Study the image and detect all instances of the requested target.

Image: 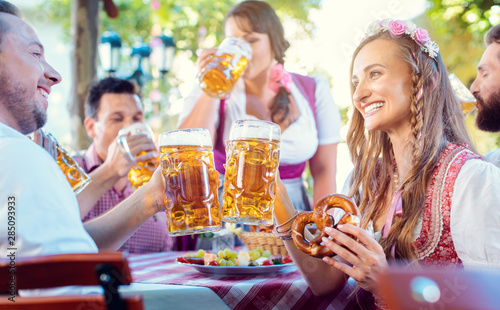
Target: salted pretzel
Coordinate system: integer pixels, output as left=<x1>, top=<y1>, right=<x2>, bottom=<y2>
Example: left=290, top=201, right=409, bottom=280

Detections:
left=292, top=194, right=360, bottom=258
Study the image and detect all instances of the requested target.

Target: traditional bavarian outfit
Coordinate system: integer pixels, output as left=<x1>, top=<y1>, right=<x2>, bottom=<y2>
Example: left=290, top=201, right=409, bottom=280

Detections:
left=372, top=144, right=500, bottom=309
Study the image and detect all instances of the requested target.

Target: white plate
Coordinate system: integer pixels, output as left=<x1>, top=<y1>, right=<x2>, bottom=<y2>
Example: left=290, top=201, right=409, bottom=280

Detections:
left=176, top=261, right=296, bottom=276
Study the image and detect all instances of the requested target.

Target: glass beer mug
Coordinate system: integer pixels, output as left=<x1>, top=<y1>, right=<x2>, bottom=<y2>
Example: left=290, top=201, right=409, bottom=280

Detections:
left=222, top=120, right=281, bottom=226
left=198, top=37, right=252, bottom=99
left=45, top=132, right=91, bottom=195
left=449, top=73, right=477, bottom=116
left=117, top=123, right=159, bottom=190
left=159, top=128, right=222, bottom=236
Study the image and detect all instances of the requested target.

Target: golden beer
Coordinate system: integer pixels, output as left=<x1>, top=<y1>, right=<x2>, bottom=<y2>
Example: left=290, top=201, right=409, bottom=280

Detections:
left=198, top=37, right=252, bottom=99
left=42, top=131, right=90, bottom=195
left=128, top=154, right=159, bottom=190
left=449, top=73, right=477, bottom=116
left=461, top=101, right=477, bottom=115
left=159, top=129, right=222, bottom=236
left=118, top=123, right=159, bottom=190
left=222, top=120, right=281, bottom=226
left=56, top=144, right=91, bottom=195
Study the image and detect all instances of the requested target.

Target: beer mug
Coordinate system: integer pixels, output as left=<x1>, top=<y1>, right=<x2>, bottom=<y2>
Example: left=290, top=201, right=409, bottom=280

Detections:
left=222, top=120, right=281, bottom=226
left=117, top=123, right=159, bottom=190
left=449, top=73, right=477, bottom=116
left=159, top=128, right=222, bottom=236
left=45, top=132, right=91, bottom=195
left=198, top=37, right=252, bottom=99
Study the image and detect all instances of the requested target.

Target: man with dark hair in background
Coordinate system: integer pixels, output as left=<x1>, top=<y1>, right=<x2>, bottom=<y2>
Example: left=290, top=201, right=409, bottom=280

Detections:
left=74, top=77, right=173, bottom=253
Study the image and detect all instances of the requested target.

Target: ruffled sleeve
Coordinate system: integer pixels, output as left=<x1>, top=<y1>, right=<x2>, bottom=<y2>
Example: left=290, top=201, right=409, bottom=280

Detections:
left=450, top=159, right=500, bottom=268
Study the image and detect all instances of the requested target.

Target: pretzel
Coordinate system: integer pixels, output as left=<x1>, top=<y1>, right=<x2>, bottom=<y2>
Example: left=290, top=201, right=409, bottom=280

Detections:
left=292, top=194, right=360, bottom=258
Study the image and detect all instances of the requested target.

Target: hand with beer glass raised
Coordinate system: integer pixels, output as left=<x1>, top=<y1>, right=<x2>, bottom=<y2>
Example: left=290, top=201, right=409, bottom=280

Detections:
left=117, top=123, right=159, bottom=190
left=197, top=37, right=252, bottom=99
left=222, top=120, right=281, bottom=226
left=178, top=1, right=342, bottom=214
left=159, top=128, right=222, bottom=236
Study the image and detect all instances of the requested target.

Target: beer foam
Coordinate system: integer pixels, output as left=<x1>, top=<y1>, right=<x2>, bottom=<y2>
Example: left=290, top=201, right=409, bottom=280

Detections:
left=118, top=123, right=153, bottom=139
left=229, top=120, right=281, bottom=141
left=216, top=37, right=252, bottom=59
left=159, top=128, right=213, bottom=147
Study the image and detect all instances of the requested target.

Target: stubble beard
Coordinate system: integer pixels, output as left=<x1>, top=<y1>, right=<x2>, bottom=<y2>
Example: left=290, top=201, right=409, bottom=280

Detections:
left=475, top=89, right=500, bottom=133
left=0, top=71, right=47, bottom=135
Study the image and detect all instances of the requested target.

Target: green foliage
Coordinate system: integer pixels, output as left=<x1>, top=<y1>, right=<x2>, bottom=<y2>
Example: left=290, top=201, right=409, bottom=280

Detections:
left=427, top=0, right=500, bottom=41
left=425, top=0, right=500, bottom=74
left=426, top=0, right=500, bottom=153
left=40, top=0, right=320, bottom=61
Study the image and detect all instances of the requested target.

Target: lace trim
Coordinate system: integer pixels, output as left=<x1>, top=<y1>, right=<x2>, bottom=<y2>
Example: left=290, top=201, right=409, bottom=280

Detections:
left=416, top=146, right=462, bottom=259
left=415, top=145, right=481, bottom=261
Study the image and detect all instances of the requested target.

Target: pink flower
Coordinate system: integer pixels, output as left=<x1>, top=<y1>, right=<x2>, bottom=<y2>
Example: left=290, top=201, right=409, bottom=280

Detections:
left=388, top=20, right=406, bottom=36
left=414, top=28, right=430, bottom=45
left=268, top=64, right=292, bottom=93
left=149, top=89, right=162, bottom=102
left=151, top=1, right=160, bottom=10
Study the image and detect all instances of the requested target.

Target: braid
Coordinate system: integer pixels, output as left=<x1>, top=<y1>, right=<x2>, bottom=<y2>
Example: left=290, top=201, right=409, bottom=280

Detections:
left=409, top=56, right=424, bottom=163
left=269, top=61, right=292, bottom=124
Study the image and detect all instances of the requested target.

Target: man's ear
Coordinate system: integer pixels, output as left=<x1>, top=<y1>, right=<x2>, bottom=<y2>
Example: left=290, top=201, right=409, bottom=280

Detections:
left=84, top=117, right=96, bottom=139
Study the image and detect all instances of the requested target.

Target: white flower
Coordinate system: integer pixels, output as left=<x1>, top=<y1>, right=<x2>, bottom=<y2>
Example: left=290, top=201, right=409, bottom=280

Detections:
left=224, top=222, right=242, bottom=237
left=366, top=20, right=383, bottom=36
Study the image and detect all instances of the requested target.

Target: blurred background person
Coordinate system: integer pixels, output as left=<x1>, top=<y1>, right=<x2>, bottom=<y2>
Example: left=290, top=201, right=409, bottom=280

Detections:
left=74, top=77, right=173, bottom=253
left=177, top=0, right=342, bottom=212
left=471, top=24, right=500, bottom=167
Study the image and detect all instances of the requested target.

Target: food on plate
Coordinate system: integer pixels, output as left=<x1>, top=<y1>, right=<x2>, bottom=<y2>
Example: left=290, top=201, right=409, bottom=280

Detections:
left=176, top=256, right=204, bottom=265
left=177, top=247, right=293, bottom=267
left=203, top=252, right=217, bottom=265
left=292, top=194, right=360, bottom=258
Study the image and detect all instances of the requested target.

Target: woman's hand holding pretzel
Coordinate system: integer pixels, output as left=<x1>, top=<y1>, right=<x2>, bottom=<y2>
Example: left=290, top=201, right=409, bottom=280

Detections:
left=320, top=224, right=388, bottom=294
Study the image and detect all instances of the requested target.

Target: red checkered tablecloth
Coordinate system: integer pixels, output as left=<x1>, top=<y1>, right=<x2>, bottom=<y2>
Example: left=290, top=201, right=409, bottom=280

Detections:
left=127, top=252, right=374, bottom=310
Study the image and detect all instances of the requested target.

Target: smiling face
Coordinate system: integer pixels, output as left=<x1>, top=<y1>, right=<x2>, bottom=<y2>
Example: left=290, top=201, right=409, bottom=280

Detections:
left=224, top=17, right=274, bottom=81
left=86, top=93, right=144, bottom=161
left=0, top=14, right=61, bottom=134
left=470, top=42, right=500, bottom=132
left=351, top=39, right=413, bottom=135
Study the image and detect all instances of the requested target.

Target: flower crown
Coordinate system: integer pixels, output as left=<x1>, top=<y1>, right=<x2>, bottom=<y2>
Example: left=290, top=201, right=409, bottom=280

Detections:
left=364, top=19, right=439, bottom=59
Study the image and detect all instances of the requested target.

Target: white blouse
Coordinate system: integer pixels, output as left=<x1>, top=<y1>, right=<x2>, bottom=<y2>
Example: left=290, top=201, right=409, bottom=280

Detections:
left=178, top=74, right=342, bottom=165
left=342, top=159, right=500, bottom=269
left=484, top=148, right=500, bottom=167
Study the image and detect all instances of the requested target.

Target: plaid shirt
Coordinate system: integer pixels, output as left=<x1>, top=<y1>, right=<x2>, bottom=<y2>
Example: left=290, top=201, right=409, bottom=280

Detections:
left=74, top=143, right=173, bottom=253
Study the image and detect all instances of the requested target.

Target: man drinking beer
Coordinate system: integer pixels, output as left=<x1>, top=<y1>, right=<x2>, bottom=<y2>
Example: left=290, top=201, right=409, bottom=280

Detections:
left=74, top=77, right=173, bottom=253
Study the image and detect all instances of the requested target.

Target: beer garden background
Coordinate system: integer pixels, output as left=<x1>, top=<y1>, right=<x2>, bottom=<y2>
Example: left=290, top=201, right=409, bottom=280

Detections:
left=18, top=0, right=500, bottom=196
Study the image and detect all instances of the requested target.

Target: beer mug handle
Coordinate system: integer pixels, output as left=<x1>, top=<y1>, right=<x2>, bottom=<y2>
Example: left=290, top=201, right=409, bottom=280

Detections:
left=117, top=135, right=136, bottom=164
left=36, top=129, right=58, bottom=160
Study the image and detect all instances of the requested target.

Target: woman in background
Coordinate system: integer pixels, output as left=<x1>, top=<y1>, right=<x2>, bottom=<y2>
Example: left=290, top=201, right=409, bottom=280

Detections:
left=178, top=0, right=342, bottom=211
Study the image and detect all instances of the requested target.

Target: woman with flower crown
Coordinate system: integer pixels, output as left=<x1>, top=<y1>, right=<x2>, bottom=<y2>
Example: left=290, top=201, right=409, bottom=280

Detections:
left=272, top=19, right=500, bottom=307
left=177, top=0, right=342, bottom=212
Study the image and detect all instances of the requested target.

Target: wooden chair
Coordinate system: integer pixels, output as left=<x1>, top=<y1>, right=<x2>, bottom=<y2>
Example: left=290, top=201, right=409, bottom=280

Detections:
left=0, top=252, right=144, bottom=310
